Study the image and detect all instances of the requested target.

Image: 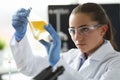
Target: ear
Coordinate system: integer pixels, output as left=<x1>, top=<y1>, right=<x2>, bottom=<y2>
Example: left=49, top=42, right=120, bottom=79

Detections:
left=100, top=25, right=108, bottom=36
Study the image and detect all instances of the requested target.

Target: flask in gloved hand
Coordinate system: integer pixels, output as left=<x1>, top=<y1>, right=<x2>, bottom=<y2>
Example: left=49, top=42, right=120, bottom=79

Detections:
left=28, top=20, right=48, bottom=40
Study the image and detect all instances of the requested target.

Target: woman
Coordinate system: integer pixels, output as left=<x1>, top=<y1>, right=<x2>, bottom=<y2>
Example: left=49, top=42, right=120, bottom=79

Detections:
left=10, top=3, right=120, bottom=80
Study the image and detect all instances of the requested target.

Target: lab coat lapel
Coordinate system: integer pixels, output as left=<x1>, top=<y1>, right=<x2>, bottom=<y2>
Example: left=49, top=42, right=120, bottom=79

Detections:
left=78, top=58, right=99, bottom=78
left=70, top=54, right=82, bottom=71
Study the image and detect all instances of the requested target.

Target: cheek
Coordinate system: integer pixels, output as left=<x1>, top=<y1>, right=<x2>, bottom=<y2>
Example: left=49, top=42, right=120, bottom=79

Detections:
left=71, top=36, right=75, bottom=43
left=85, top=32, right=103, bottom=48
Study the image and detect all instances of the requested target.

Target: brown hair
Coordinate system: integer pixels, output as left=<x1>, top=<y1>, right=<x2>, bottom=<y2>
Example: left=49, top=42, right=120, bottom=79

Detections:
left=71, top=3, right=118, bottom=50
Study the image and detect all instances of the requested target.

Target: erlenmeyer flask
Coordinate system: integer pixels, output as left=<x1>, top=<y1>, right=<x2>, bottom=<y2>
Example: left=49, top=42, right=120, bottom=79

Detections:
left=28, top=9, right=48, bottom=40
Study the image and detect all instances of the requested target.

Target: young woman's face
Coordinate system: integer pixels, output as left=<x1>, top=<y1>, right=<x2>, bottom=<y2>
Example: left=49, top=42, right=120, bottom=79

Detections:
left=69, top=13, right=107, bottom=55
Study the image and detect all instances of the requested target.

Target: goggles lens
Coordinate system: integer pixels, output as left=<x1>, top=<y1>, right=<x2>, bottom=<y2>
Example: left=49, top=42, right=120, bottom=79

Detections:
left=68, top=24, right=102, bottom=36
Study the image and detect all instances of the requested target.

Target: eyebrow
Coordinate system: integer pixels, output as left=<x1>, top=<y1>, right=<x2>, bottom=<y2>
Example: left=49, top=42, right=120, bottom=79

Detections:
left=69, top=24, right=88, bottom=28
left=79, top=25, right=87, bottom=27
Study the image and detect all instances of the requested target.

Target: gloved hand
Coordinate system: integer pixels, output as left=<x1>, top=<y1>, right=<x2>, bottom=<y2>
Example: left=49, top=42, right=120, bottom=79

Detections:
left=39, top=24, right=61, bottom=67
left=12, top=8, right=31, bottom=41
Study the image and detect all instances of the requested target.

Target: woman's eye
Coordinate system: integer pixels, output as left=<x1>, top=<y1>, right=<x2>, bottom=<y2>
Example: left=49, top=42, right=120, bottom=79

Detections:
left=80, top=27, right=89, bottom=32
left=71, top=29, right=75, bottom=34
left=69, top=28, right=75, bottom=35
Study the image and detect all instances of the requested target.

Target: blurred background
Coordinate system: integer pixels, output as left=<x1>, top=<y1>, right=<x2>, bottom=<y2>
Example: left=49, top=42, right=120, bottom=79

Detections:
left=0, top=0, right=120, bottom=80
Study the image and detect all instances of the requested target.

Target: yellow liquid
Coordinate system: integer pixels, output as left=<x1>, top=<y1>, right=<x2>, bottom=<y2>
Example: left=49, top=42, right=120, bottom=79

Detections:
left=30, top=21, right=47, bottom=33
left=29, top=21, right=47, bottom=40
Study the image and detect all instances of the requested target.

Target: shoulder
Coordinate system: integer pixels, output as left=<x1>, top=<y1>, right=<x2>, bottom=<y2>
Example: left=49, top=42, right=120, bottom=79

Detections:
left=61, top=48, right=82, bottom=64
left=63, top=48, right=80, bottom=57
left=107, top=51, right=120, bottom=68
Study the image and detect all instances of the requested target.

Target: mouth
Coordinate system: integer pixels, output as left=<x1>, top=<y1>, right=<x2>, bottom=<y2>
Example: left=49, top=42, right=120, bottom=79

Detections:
left=76, top=43, right=86, bottom=47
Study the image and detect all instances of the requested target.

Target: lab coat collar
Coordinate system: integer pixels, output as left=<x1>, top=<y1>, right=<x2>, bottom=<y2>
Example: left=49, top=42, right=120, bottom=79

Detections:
left=78, top=40, right=116, bottom=78
left=88, top=40, right=115, bottom=61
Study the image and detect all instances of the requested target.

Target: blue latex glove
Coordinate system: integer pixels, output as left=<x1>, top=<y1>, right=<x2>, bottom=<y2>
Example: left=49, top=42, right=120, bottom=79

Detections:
left=12, top=8, right=31, bottom=41
left=39, top=24, right=61, bottom=67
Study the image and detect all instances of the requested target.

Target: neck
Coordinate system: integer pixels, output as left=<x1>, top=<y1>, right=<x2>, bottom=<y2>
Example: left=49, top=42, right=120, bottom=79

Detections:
left=84, top=39, right=105, bottom=58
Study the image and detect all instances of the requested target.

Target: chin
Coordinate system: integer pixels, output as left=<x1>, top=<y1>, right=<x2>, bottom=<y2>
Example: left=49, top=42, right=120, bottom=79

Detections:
left=77, top=47, right=87, bottom=52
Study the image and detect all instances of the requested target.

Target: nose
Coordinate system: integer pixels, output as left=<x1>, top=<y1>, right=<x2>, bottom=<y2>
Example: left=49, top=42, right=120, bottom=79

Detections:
left=73, top=31, right=83, bottom=41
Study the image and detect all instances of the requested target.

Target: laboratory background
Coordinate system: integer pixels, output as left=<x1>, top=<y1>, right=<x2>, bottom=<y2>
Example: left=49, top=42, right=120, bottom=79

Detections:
left=0, top=0, right=120, bottom=80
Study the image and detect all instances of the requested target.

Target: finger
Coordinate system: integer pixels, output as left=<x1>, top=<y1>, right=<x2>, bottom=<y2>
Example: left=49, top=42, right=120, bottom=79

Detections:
left=17, top=8, right=27, bottom=12
left=12, top=20, right=27, bottom=28
left=39, top=39, right=51, bottom=53
left=39, top=40, right=50, bottom=46
left=44, top=24, right=60, bottom=43
left=27, top=7, right=32, bottom=16
left=16, top=8, right=30, bottom=17
left=12, top=15, right=28, bottom=22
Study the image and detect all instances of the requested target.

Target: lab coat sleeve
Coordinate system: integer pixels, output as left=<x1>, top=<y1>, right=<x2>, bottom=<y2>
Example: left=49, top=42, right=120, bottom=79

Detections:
left=10, top=35, right=85, bottom=80
left=10, top=35, right=50, bottom=77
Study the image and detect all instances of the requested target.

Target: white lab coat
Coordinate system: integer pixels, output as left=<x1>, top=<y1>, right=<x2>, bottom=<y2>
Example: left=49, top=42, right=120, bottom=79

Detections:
left=10, top=35, right=120, bottom=80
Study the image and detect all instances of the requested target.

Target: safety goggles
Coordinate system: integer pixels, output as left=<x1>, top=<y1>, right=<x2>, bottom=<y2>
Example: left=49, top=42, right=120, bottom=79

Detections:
left=68, top=24, right=102, bottom=36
